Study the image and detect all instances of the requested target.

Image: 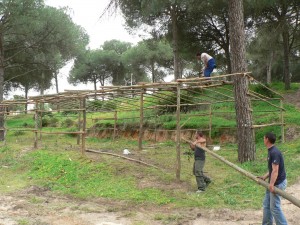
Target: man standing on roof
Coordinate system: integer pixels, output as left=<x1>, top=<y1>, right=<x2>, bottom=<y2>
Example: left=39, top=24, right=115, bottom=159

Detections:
left=196, top=52, right=216, bottom=78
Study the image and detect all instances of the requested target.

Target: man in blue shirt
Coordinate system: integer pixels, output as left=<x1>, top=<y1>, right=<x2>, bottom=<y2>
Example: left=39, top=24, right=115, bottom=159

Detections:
left=258, top=132, right=288, bottom=225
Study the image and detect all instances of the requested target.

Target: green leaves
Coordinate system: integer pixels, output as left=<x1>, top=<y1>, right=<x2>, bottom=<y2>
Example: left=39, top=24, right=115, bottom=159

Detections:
left=1, top=0, right=88, bottom=96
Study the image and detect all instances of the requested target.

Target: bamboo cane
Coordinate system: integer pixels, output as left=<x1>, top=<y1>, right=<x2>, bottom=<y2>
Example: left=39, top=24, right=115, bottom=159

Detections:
left=86, top=149, right=161, bottom=170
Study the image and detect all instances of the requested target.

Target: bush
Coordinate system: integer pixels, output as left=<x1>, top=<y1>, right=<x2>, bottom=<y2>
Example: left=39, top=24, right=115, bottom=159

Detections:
left=66, top=127, right=79, bottom=137
left=13, top=130, right=25, bottom=136
left=42, top=118, right=49, bottom=127
left=62, top=118, right=74, bottom=128
left=42, top=117, right=59, bottom=127
left=251, top=84, right=275, bottom=98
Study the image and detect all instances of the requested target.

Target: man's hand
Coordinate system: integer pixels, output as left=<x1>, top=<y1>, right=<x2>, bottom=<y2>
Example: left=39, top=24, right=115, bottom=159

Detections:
left=269, top=184, right=275, bottom=193
left=257, top=176, right=266, bottom=180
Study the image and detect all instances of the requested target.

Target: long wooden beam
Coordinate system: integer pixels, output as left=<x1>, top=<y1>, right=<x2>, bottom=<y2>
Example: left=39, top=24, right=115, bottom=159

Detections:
left=181, top=137, right=300, bottom=209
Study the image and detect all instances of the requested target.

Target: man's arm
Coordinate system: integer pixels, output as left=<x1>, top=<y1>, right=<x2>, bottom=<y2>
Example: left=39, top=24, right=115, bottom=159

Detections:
left=190, top=143, right=195, bottom=151
left=269, top=164, right=279, bottom=193
left=258, top=172, right=269, bottom=181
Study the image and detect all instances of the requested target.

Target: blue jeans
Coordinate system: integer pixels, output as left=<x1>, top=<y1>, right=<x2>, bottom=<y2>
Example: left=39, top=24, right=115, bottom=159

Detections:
left=262, top=179, right=288, bottom=225
left=204, top=58, right=216, bottom=77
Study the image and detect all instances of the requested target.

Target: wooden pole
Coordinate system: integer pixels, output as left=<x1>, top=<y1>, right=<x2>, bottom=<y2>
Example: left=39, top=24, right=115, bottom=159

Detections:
left=81, top=98, right=86, bottom=154
left=138, top=90, right=144, bottom=151
left=34, top=102, right=38, bottom=149
left=154, top=111, right=158, bottom=143
left=280, top=99, right=285, bottom=143
left=247, top=83, right=256, bottom=147
left=209, top=104, right=212, bottom=139
left=113, top=110, right=117, bottom=140
left=182, top=137, right=300, bottom=209
left=176, top=83, right=181, bottom=181
left=77, top=99, right=82, bottom=145
left=86, top=149, right=161, bottom=170
left=39, top=103, right=42, bottom=141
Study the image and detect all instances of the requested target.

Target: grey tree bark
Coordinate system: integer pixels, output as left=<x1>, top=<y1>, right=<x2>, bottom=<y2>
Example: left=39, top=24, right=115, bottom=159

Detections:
left=228, top=0, right=255, bottom=162
left=0, top=31, right=5, bottom=141
left=267, top=51, right=274, bottom=84
left=171, top=5, right=180, bottom=80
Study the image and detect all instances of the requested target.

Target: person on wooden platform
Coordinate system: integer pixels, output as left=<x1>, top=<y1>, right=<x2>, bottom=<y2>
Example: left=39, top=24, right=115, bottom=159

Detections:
left=196, top=52, right=216, bottom=78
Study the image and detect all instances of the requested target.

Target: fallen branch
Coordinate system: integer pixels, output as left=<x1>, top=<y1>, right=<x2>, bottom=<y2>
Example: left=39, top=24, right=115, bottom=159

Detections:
left=181, top=137, right=300, bottom=209
left=86, top=149, right=161, bottom=170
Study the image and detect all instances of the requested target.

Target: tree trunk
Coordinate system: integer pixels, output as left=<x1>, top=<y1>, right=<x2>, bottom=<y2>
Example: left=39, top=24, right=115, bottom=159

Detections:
left=282, top=21, right=290, bottom=90
left=171, top=5, right=180, bottom=80
left=0, top=30, right=5, bottom=141
left=224, top=44, right=232, bottom=74
left=54, top=72, right=59, bottom=93
left=151, top=61, right=155, bottom=83
left=25, top=85, right=29, bottom=114
left=267, top=50, right=274, bottom=84
left=228, top=0, right=255, bottom=163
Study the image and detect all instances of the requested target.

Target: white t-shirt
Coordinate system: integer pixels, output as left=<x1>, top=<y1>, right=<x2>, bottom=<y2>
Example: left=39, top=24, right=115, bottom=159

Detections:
left=201, top=53, right=212, bottom=63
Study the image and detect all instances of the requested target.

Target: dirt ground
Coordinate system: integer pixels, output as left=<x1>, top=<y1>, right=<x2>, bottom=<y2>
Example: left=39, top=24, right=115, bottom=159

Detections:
left=0, top=178, right=299, bottom=225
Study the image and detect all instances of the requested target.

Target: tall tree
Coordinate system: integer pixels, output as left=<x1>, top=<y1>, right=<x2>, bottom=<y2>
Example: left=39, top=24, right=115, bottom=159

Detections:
left=69, top=49, right=118, bottom=89
left=229, top=0, right=255, bottom=162
left=2, top=1, right=88, bottom=97
left=122, top=39, right=173, bottom=83
left=181, top=0, right=231, bottom=74
left=247, top=24, right=281, bottom=83
left=102, top=0, right=190, bottom=80
left=249, top=0, right=300, bottom=89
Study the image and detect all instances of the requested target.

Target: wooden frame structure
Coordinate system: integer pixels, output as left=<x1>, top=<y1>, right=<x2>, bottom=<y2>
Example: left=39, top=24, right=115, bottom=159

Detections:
left=0, top=72, right=285, bottom=180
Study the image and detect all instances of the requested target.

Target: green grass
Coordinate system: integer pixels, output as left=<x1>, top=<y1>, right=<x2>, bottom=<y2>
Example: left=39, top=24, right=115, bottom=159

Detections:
left=1, top=130, right=300, bottom=210
left=0, top=82, right=300, bottom=211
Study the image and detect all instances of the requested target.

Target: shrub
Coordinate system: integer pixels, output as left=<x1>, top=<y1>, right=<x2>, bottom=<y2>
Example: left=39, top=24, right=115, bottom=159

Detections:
left=13, top=130, right=25, bottom=136
left=62, top=118, right=74, bottom=128
left=251, top=84, right=274, bottom=98
left=66, top=127, right=79, bottom=137
left=42, top=118, right=49, bottom=127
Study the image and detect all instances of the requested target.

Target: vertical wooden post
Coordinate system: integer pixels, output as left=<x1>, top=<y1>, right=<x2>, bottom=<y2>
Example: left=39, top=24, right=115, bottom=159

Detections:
left=138, top=90, right=144, bottom=151
left=176, top=83, right=181, bottom=181
left=113, top=110, right=117, bottom=140
left=280, top=99, right=285, bottom=143
left=34, top=102, right=38, bottom=149
left=81, top=97, right=86, bottom=154
left=77, top=99, right=82, bottom=145
left=0, top=105, right=4, bottom=142
left=154, top=111, right=158, bottom=143
left=209, top=104, right=212, bottom=139
left=3, top=105, right=7, bottom=144
left=39, top=104, right=42, bottom=141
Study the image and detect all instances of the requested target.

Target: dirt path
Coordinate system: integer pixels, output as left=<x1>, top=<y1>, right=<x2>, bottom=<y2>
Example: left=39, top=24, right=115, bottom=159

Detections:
left=0, top=179, right=299, bottom=225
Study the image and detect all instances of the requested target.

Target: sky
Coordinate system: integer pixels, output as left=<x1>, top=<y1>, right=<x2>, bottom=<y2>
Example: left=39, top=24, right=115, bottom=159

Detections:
left=11, top=0, right=144, bottom=98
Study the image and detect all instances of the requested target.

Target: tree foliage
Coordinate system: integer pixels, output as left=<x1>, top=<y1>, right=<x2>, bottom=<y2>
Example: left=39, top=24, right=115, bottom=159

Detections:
left=1, top=0, right=89, bottom=98
left=122, top=39, right=173, bottom=83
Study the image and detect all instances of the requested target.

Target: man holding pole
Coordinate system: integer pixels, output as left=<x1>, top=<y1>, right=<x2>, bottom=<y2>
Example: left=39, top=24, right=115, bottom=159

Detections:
left=258, top=132, right=288, bottom=225
left=189, top=130, right=211, bottom=193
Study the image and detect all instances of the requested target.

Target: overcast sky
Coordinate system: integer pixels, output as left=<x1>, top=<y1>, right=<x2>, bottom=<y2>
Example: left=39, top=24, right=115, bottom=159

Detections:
left=46, top=0, right=143, bottom=49
left=10, top=0, right=143, bottom=98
